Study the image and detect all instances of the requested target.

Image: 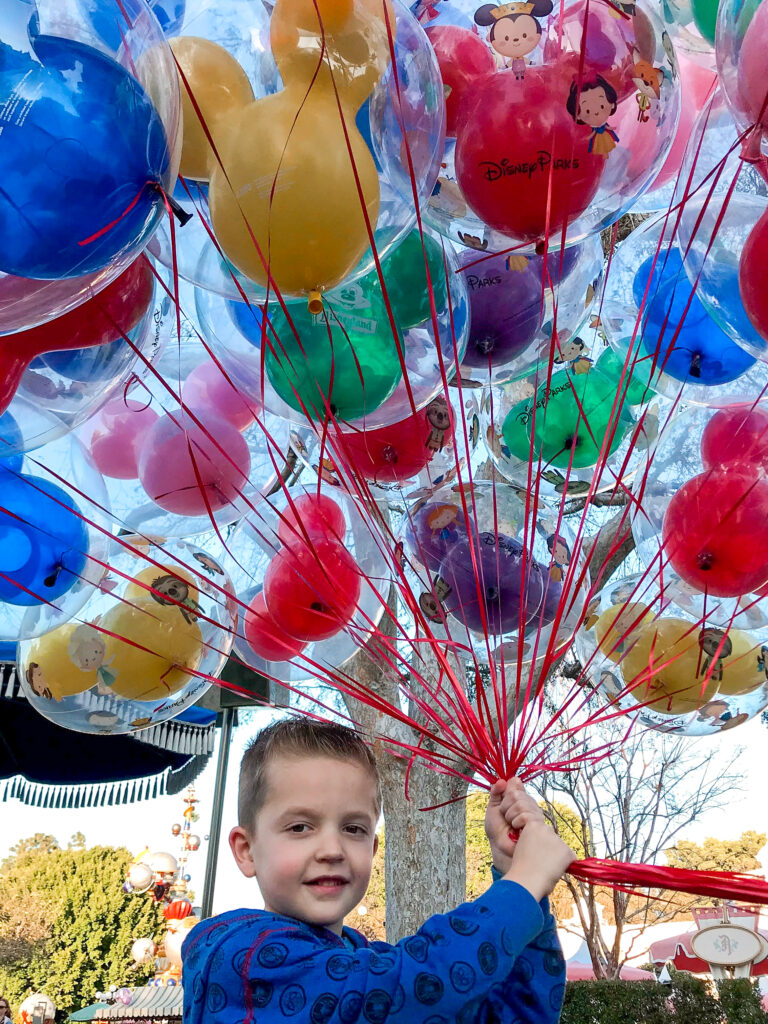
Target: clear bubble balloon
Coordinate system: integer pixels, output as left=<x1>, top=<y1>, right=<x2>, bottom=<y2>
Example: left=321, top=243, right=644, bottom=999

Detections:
left=0, top=0, right=181, bottom=281
left=208, top=485, right=389, bottom=684
left=676, top=90, right=768, bottom=361
left=18, top=537, right=235, bottom=735
left=716, top=0, right=768, bottom=139
left=150, top=0, right=445, bottom=304
left=631, top=402, right=768, bottom=614
left=422, top=0, right=680, bottom=253
left=479, top=325, right=658, bottom=499
left=454, top=234, right=604, bottom=387
left=77, top=339, right=308, bottom=539
left=582, top=572, right=768, bottom=735
left=399, top=480, right=587, bottom=656
left=601, top=210, right=768, bottom=404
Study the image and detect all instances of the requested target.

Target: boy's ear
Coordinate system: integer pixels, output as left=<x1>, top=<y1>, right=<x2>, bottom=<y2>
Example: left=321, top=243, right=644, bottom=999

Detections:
left=229, top=826, right=257, bottom=878
left=373, top=833, right=379, bottom=856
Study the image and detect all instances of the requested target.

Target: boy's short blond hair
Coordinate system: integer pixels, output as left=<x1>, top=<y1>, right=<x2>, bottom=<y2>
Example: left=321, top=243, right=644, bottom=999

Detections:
left=238, top=718, right=382, bottom=830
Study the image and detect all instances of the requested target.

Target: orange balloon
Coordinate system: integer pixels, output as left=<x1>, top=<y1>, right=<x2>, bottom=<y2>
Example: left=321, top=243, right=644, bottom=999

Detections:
left=169, top=36, right=255, bottom=181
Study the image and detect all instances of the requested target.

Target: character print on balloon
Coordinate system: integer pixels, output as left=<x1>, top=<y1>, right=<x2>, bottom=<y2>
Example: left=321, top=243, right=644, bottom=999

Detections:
left=68, top=621, right=117, bottom=690
left=546, top=533, right=571, bottom=583
left=566, top=75, right=619, bottom=156
left=26, top=661, right=52, bottom=699
left=632, top=51, right=666, bottom=123
left=148, top=574, right=200, bottom=624
left=419, top=575, right=452, bottom=623
left=474, top=0, right=554, bottom=79
left=698, top=627, right=732, bottom=682
left=553, top=334, right=593, bottom=374
left=425, top=395, right=451, bottom=452
left=697, top=699, right=750, bottom=732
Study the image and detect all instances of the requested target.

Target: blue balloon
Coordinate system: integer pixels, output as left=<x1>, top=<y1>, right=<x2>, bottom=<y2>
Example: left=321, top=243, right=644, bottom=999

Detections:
left=0, top=411, right=23, bottom=472
left=0, top=2, right=171, bottom=279
left=0, top=474, right=88, bottom=605
left=31, top=337, right=136, bottom=382
left=227, top=298, right=264, bottom=346
left=87, top=0, right=186, bottom=46
left=633, top=251, right=756, bottom=386
left=150, top=0, right=186, bottom=36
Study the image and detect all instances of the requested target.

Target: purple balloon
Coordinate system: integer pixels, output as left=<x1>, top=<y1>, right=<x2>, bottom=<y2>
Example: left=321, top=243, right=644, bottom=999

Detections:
left=538, top=574, right=562, bottom=626
left=439, top=531, right=545, bottom=635
left=459, top=246, right=582, bottom=368
left=405, top=500, right=468, bottom=573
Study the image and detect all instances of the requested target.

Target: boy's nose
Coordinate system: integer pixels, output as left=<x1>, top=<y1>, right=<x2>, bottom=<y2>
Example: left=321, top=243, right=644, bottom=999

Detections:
left=315, top=832, right=345, bottom=860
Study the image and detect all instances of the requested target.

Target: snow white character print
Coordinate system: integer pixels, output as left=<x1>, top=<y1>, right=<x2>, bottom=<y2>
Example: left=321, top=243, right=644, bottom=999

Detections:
left=546, top=533, right=571, bottom=583
left=474, top=0, right=553, bottom=79
left=566, top=75, right=619, bottom=156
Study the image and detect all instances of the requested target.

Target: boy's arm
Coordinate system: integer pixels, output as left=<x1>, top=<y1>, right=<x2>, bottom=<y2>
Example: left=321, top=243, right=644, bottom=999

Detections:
left=182, top=885, right=547, bottom=1024
left=464, top=867, right=566, bottom=1024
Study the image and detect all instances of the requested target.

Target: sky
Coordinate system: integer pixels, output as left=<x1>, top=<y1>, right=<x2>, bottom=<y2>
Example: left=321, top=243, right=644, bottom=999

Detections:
left=6, top=707, right=768, bottom=921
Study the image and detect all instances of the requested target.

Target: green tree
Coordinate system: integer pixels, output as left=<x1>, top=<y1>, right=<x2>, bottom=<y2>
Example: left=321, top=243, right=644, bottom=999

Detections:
left=666, top=832, right=766, bottom=873
left=68, top=833, right=87, bottom=851
left=0, top=838, right=164, bottom=1016
left=717, top=978, right=767, bottom=1023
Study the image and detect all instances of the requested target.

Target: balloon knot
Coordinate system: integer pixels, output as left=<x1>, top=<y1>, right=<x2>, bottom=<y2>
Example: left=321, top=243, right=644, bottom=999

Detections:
left=382, top=445, right=398, bottom=464
left=697, top=552, right=714, bottom=571
left=154, top=186, right=193, bottom=227
left=689, top=352, right=702, bottom=379
left=477, top=336, right=496, bottom=356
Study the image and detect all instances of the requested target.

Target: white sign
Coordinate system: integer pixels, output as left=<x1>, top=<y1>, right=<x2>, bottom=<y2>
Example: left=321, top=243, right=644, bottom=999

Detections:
left=691, top=925, right=767, bottom=968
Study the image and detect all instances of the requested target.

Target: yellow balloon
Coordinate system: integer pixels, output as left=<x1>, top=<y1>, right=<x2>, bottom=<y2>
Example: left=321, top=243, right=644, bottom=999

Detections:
left=169, top=36, right=255, bottom=182
left=24, top=623, right=102, bottom=701
left=594, top=602, right=653, bottom=664
left=99, top=600, right=203, bottom=702
left=124, top=566, right=201, bottom=621
left=208, top=0, right=392, bottom=297
left=209, top=87, right=379, bottom=295
left=622, top=617, right=717, bottom=715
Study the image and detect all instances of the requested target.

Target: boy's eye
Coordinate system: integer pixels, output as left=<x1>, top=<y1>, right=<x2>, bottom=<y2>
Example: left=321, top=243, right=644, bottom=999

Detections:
left=344, top=825, right=367, bottom=835
left=288, top=824, right=310, bottom=833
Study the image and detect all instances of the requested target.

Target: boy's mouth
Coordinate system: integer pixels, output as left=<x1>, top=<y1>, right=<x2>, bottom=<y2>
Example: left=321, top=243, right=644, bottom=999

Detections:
left=304, top=875, right=349, bottom=891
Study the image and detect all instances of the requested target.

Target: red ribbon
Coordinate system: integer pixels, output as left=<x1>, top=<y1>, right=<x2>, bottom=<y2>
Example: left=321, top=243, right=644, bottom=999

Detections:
left=568, top=858, right=768, bottom=905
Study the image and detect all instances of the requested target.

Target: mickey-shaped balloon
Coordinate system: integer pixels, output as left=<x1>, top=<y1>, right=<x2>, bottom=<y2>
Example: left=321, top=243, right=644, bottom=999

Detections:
left=208, top=0, right=394, bottom=300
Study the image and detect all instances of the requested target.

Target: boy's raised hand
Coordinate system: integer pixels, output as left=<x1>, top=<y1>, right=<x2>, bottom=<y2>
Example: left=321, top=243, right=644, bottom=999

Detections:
left=485, top=778, right=576, bottom=901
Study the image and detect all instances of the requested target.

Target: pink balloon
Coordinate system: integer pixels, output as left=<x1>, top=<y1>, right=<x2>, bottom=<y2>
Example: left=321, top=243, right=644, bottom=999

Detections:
left=650, top=56, right=716, bottom=190
left=88, top=399, right=159, bottom=479
left=138, top=411, right=251, bottom=516
left=738, top=1, right=768, bottom=129
left=182, top=361, right=259, bottom=433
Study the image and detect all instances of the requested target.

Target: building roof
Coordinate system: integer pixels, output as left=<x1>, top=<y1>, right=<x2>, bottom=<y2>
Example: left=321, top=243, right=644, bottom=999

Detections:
left=70, top=988, right=183, bottom=1023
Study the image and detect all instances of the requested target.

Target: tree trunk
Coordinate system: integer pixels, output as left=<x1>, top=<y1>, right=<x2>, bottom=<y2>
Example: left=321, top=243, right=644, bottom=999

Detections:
left=379, top=756, right=469, bottom=943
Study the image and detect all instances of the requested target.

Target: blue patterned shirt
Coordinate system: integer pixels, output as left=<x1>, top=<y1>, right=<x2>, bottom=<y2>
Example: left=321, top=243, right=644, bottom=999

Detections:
left=182, top=876, right=565, bottom=1023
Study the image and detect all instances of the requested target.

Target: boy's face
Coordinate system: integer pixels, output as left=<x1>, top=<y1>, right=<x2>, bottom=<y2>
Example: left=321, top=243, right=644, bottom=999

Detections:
left=229, top=754, right=379, bottom=935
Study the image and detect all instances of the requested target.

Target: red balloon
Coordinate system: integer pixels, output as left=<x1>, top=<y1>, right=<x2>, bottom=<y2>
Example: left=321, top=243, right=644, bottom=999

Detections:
left=138, top=411, right=251, bottom=516
left=264, top=539, right=361, bottom=642
left=454, top=65, right=604, bottom=243
left=662, top=468, right=768, bottom=597
left=277, top=493, right=347, bottom=547
left=424, top=26, right=496, bottom=137
left=700, top=404, right=768, bottom=472
left=0, top=257, right=154, bottom=414
left=740, top=209, right=768, bottom=344
left=334, top=396, right=455, bottom=484
left=244, top=591, right=307, bottom=662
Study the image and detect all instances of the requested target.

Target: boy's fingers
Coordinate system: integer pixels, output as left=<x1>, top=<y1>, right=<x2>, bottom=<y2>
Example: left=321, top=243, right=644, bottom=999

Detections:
left=488, top=780, right=507, bottom=805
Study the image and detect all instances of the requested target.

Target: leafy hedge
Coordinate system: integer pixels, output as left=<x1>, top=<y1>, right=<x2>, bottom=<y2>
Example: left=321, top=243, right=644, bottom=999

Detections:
left=561, top=973, right=767, bottom=1024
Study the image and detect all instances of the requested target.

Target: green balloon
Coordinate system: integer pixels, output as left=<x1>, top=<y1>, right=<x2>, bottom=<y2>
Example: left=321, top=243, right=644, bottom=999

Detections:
left=595, top=347, right=657, bottom=407
left=501, top=367, right=633, bottom=470
left=265, top=285, right=403, bottom=422
left=691, top=0, right=718, bottom=44
left=377, top=231, right=449, bottom=331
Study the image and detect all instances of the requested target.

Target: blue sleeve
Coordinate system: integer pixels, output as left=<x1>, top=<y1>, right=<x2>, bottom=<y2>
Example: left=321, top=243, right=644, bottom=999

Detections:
left=183, top=883, right=546, bottom=1024
left=465, top=867, right=565, bottom=1023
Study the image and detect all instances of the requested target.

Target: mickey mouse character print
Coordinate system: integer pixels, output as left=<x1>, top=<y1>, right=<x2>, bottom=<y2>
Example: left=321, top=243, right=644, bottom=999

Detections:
left=474, top=0, right=553, bottom=79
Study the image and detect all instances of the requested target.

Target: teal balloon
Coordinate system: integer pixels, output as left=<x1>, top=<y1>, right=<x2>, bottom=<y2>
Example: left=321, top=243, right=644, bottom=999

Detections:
left=595, top=346, right=656, bottom=407
left=377, top=232, right=448, bottom=331
left=265, top=286, right=403, bottom=422
left=502, top=367, right=633, bottom=470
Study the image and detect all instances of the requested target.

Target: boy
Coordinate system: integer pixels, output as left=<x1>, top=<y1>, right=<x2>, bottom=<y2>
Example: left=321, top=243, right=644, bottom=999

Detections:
left=182, top=718, right=575, bottom=1023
